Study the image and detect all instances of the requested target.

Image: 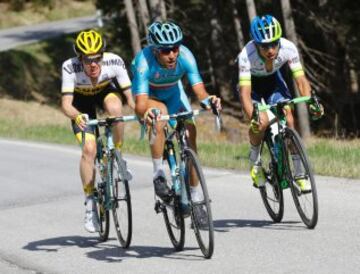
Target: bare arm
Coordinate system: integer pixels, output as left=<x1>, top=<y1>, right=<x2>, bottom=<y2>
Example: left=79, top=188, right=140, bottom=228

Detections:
left=294, top=75, right=311, bottom=97
left=135, top=94, right=149, bottom=117
left=192, top=83, right=209, bottom=101
left=61, top=95, right=80, bottom=120
left=123, top=88, right=135, bottom=110
left=239, top=85, right=253, bottom=120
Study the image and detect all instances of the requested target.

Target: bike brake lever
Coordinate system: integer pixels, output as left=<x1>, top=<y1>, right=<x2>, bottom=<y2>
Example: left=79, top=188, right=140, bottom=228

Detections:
left=311, top=90, right=321, bottom=109
left=252, top=103, right=260, bottom=123
left=215, top=113, right=222, bottom=132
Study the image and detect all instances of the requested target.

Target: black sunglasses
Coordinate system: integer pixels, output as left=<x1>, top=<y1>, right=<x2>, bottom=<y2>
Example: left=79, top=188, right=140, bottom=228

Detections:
left=158, top=46, right=180, bottom=55
left=82, top=55, right=103, bottom=65
left=258, top=41, right=280, bottom=50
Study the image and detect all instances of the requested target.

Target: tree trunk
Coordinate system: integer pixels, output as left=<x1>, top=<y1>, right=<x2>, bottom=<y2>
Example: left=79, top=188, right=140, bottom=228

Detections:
left=246, top=0, right=257, bottom=20
left=208, top=0, right=226, bottom=97
left=138, top=0, right=150, bottom=34
left=124, top=0, right=141, bottom=55
left=230, top=0, right=244, bottom=50
left=280, top=0, right=311, bottom=138
left=149, top=0, right=167, bottom=21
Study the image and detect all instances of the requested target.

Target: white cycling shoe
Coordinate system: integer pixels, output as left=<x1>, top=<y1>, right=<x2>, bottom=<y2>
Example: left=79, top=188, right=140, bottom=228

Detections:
left=84, top=197, right=100, bottom=233
left=84, top=210, right=100, bottom=233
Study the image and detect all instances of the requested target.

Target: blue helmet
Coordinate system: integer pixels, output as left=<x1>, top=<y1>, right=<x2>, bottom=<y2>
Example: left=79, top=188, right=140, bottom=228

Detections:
left=147, top=21, right=183, bottom=48
left=250, top=15, right=282, bottom=44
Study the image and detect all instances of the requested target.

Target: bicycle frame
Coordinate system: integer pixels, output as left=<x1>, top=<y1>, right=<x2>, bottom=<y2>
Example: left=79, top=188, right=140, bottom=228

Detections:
left=85, top=116, right=138, bottom=209
left=258, top=96, right=311, bottom=189
left=164, top=115, right=191, bottom=197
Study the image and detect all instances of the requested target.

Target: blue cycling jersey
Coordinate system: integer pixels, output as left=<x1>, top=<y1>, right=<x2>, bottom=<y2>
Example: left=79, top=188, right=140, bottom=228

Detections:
left=131, top=45, right=203, bottom=114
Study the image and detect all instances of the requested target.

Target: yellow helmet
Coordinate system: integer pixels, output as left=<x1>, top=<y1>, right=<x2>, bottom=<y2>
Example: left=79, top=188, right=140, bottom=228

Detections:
left=73, top=30, right=106, bottom=56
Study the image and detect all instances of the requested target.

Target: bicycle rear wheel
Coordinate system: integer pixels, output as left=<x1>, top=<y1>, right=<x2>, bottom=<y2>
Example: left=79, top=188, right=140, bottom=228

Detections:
left=162, top=143, right=185, bottom=251
left=284, top=128, right=318, bottom=229
left=110, top=150, right=132, bottom=247
left=259, top=138, right=284, bottom=222
left=162, top=196, right=185, bottom=251
left=184, top=148, right=214, bottom=259
left=95, top=184, right=110, bottom=241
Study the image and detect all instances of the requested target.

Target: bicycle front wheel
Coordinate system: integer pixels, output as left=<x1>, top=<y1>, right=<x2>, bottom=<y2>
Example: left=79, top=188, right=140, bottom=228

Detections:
left=259, top=138, right=284, bottom=222
left=184, top=148, right=214, bottom=259
left=284, top=128, right=318, bottom=229
left=110, top=150, right=132, bottom=247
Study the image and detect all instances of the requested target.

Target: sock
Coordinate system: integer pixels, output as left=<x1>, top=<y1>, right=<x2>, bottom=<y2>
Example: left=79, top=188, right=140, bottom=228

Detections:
left=83, top=184, right=94, bottom=197
left=190, top=185, right=203, bottom=202
left=152, top=157, right=164, bottom=178
left=249, top=143, right=261, bottom=166
left=115, top=141, right=122, bottom=151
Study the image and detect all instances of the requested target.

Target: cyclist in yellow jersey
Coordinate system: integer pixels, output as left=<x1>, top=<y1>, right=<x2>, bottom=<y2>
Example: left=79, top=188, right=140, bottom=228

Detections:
left=61, top=30, right=135, bottom=233
left=237, top=15, right=324, bottom=192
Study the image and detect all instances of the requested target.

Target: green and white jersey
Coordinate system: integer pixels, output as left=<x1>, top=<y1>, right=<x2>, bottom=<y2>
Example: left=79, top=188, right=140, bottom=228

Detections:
left=238, top=38, right=304, bottom=87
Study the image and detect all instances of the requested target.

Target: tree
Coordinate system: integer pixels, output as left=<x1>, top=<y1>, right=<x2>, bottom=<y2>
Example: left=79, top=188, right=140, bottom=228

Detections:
left=138, top=0, right=150, bottom=34
left=230, top=0, right=245, bottom=50
left=149, top=0, right=167, bottom=21
left=246, top=0, right=257, bottom=20
left=124, top=0, right=141, bottom=55
left=280, top=0, right=311, bottom=138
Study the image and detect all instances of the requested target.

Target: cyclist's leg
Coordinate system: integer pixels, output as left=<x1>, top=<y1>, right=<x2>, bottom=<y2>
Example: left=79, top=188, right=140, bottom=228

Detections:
left=145, top=96, right=170, bottom=200
left=98, top=86, right=124, bottom=150
left=167, top=83, right=202, bottom=200
left=273, top=70, right=295, bottom=128
left=248, top=90, right=269, bottom=187
left=72, top=94, right=99, bottom=232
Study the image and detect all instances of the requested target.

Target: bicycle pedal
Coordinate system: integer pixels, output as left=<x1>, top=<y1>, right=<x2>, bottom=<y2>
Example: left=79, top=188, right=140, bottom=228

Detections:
left=154, top=201, right=163, bottom=213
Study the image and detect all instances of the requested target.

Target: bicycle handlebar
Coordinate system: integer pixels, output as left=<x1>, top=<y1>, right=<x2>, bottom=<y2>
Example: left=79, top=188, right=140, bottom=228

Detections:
left=157, top=109, right=206, bottom=121
left=256, top=96, right=311, bottom=112
left=86, top=115, right=139, bottom=127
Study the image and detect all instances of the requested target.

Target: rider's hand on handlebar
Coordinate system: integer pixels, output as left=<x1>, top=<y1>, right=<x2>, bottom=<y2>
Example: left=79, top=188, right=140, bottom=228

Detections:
left=143, top=107, right=161, bottom=125
left=75, top=113, right=89, bottom=131
left=308, top=102, right=324, bottom=121
left=250, top=118, right=261, bottom=134
left=200, top=95, right=222, bottom=115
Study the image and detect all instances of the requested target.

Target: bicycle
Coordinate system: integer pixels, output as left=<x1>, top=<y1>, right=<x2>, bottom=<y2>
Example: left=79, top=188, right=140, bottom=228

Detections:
left=152, top=109, right=220, bottom=259
left=253, top=95, right=320, bottom=229
left=83, top=115, right=137, bottom=247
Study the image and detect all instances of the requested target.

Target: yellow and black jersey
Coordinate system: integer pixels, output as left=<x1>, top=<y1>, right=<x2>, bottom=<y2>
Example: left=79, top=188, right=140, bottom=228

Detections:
left=61, top=52, right=131, bottom=96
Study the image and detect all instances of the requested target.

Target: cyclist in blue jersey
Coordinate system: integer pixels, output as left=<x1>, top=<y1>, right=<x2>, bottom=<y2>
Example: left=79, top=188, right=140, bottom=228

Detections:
left=237, top=15, right=324, bottom=191
left=131, top=21, right=221, bottom=204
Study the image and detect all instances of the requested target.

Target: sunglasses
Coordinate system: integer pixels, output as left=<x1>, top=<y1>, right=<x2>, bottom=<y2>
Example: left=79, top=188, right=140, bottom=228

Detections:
left=82, top=55, right=103, bottom=65
left=158, top=46, right=180, bottom=55
left=258, top=41, right=280, bottom=50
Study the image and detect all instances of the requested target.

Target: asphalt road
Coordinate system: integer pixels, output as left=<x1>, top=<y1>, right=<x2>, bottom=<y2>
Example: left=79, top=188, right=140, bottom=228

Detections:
left=0, top=138, right=359, bottom=274
left=0, top=16, right=98, bottom=52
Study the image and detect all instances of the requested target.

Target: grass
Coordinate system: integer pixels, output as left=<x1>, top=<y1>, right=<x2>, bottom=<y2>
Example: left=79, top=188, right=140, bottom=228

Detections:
left=0, top=0, right=96, bottom=29
left=0, top=99, right=360, bottom=178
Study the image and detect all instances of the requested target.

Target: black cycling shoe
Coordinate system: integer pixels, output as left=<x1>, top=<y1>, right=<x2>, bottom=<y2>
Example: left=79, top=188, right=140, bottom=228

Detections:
left=153, top=175, right=171, bottom=203
left=192, top=206, right=209, bottom=229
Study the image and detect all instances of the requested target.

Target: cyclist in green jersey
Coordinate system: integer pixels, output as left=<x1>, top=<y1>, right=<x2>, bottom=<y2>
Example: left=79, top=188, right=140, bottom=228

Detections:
left=238, top=15, right=324, bottom=191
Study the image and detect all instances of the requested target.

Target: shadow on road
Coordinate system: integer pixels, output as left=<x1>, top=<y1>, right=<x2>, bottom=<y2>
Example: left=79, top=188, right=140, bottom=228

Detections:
left=23, top=235, right=101, bottom=252
left=23, top=235, right=201, bottom=262
left=213, top=219, right=304, bottom=232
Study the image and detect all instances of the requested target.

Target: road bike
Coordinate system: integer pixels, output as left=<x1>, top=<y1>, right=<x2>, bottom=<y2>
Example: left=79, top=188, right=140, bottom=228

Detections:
left=84, top=115, right=137, bottom=247
left=152, top=109, right=220, bottom=258
left=253, top=96, right=320, bottom=229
